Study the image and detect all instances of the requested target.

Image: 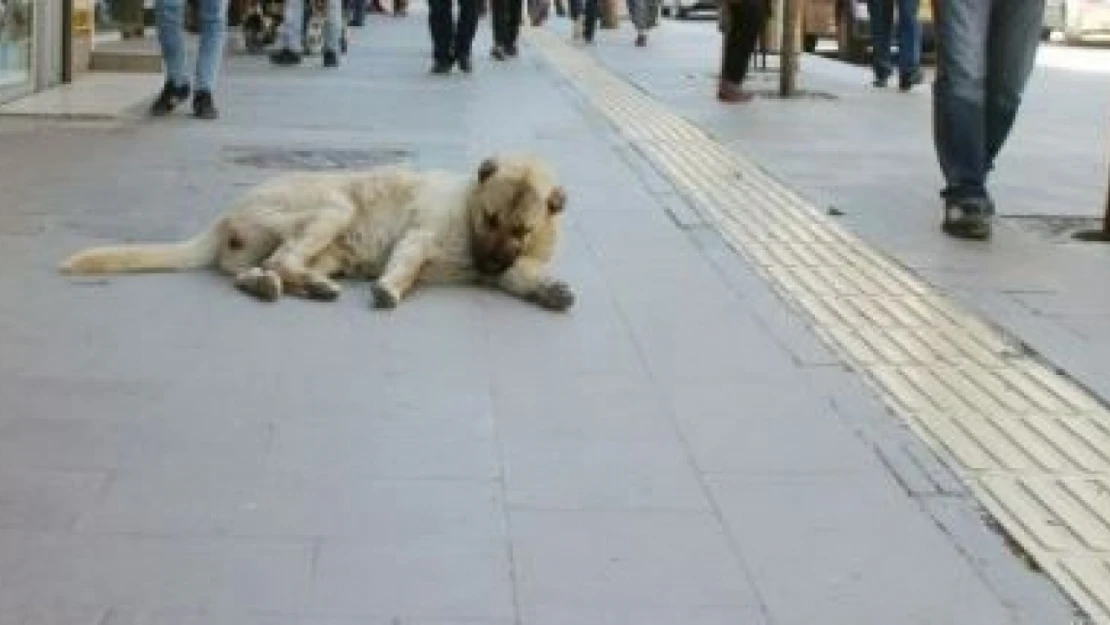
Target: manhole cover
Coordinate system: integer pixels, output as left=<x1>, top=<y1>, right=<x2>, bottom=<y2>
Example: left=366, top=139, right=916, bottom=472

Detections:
left=223, top=146, right=414, bottom=171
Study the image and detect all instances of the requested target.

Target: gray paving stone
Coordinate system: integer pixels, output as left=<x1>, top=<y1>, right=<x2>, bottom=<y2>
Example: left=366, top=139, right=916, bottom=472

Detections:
left=520, top=605, right=766, bottom=625
left=501, top=436, right=708, bottom=511
left=491, top=371, right=676, bottom=442
left=707, top=475, right=1016, bottom=625
left=229, top=476, right=503, bottom=539
left=0, top=418, right=137, bottom=471
left=0, top=469, right=109, bottom=530
left=75, top=466, right=258, bottom=536
left=509, top=510, right=758, bottom=610
left=267, top=418, right=500, bottom=480
left=0, top=604, right=107, bottom=625
left=669, top=380, right=880, bottom=475
left=0, top=531, right=313, bottom=612
left=104, top=607, right=512, bottom=624
left=311, top=535, right=514, bottom=619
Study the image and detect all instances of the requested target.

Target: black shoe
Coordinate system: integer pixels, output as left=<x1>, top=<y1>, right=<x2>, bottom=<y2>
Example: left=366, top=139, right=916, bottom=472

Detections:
left=323, top=49, right=339, bottom=67
left=151, top=81, right=190, bottom=116
left=872, top=73, right=889, bottom=88
left=899, top=69, right=924, bottom=92
left=430, top=59, right=453, bottom=74
left=348, top=19, right=364, bottom=26
left=457, top=56, right=473, bottom=73
left=269, top=47, right=302, bottom=66
left=505, top=43, right=518, bottom=56
left=941, top=198, right=993, bottom=240
left=491, top=45, right=506, bottom=60
left=192, top=90, right=219, bottom=120
left=634, top=33, right=646, bottom=46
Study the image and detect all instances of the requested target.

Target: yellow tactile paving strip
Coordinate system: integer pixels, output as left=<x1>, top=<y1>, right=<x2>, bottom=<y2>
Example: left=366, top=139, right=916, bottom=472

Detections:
left=529, top=28, right=1110, bottom=623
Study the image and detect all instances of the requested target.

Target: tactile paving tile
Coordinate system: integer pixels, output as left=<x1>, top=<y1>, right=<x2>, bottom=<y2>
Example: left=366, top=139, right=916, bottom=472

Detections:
left=529, top=28, right=1110, bottom=624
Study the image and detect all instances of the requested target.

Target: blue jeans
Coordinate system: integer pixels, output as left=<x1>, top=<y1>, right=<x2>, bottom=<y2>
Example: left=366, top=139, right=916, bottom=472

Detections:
left=932, top=0, right=1044, bottom=202
left=866, top=0, right=920, bottom=79
left=281, top=0, right=343, bottom=52
left=155, top=0, right=228, bottom=92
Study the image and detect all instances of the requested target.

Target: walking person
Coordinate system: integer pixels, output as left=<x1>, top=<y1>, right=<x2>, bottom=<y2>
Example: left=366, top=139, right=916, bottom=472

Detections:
left=716, top=0, right=766, bottom=103
left=269, top=0, right=344, bottom=68
left=932, top=0, right=1045, bottom=239
left=625, top=0, right=660, bottom=46
left=150, top=0, right=228, bottom=119
left=428, top=0, right=479, bottom=73
left=489, top=0, right=523, bottom=59
left=866, top=0, right=923, bottom=90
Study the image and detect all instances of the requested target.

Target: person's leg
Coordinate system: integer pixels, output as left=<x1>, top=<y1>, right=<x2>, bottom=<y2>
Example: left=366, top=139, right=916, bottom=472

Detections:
left=155, top=0, right=190, bottom=89
left=490, top=0, right=507, bottom=52
left=505, top=0, right=522, bottom=52
left=984, top=0, right=1044, bottom=170
left=322, top=0, right=343, bottom=59
left=194, top=0, right=228, bottom=91
left=271, top=0, right=305, bottom=63
left=428, top=0, right=454, bottom=69
left=866, top=0, right=893, bottom=85
left=932, top=0, right=993, bottom=237
left=568, top=0, right=583, bottom=38
left=455, top=0, right=479, bottom=67
left=582, top=0, right=598, bottom=41
left=718, top=0, right=764, bottom=101
left=626, top=0, right=647, bottom=43
left=895, top=0, right=922, bottom=88
left=720, top=4, right=743, bottom=83
left=350, top=0, right=365, bottom=25
left=932, top=0, right=991, bottom=202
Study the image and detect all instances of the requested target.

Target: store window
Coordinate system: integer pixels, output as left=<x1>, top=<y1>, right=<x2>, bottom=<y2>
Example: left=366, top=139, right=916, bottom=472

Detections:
left=0, top=0, right=33, bottom=92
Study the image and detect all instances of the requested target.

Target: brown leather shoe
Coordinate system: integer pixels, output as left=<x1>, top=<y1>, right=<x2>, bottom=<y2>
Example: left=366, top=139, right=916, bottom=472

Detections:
left=717, top=81, right=753, bottom=103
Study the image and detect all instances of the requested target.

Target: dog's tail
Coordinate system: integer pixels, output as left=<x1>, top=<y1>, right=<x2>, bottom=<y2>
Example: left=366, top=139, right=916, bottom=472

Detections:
left=60, top=221, right=224, bottom=275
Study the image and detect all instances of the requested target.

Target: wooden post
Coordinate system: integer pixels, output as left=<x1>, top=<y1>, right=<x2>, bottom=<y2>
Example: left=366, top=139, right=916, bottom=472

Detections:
left=779, top=0, right=799, bottom=96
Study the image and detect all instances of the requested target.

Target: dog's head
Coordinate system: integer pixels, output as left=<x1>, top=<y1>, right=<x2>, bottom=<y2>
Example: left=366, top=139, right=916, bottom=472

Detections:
left=468, top=155, right=566, bottom=276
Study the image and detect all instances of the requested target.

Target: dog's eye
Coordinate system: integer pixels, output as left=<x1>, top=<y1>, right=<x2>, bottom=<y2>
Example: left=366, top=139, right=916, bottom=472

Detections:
left=485, top=213, right=499, bottom=228
left=511, top=225, right=530, bottom=238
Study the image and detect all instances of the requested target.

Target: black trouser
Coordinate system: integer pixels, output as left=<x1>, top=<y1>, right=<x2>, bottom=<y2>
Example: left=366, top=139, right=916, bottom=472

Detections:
left=428, top=0, right=479, bottom=63
left=720, top=0, right=766, bottom=84
left=568, top=0, right=598, bottom=38
left=490, top=0, right=523, bottom=47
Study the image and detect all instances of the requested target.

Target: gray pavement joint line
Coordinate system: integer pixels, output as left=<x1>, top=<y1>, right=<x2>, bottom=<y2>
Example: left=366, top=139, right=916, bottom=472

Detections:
left=528, top=27, right=1110, bottom=625
left=566, top=177, right=776, bottom=625
left=480, top=304, right=525, bottom=625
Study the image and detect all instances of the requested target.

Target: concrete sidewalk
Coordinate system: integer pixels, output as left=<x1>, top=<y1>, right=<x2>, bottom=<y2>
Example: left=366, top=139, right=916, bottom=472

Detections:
left=0, top=10, right=1084, bottom=625
left=583, top=19, right=1110, bottom=406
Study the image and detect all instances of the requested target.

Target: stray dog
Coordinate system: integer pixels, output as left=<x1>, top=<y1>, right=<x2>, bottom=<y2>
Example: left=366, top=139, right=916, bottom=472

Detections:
left=60, top=155, right=575, bottom=312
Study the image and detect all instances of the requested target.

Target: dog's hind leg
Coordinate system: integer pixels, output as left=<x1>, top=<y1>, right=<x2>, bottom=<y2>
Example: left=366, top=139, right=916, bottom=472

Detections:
left=262, top=203, right=353, bottom=301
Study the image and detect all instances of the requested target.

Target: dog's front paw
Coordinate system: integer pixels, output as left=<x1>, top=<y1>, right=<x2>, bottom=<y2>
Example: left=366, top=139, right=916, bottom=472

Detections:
left=234, top=267, right=283, bottom=302
left=370, top=282, right=399, bottom=309
left=532, top=280, right=575, bottom=312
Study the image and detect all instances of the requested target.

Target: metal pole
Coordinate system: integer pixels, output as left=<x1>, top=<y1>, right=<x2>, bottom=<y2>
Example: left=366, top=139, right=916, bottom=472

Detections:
left=779, top=0, right=798, bottom=96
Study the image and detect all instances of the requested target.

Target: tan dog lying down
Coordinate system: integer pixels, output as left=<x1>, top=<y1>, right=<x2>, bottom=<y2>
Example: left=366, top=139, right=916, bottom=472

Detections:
left=60, top=155, right=575, bottom=311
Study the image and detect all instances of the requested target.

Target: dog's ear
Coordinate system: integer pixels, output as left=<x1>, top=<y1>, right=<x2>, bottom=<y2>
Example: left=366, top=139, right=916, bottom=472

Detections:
left=478, top=158, right=498, bottom=184
left=547, top=186, right=567, bottom=215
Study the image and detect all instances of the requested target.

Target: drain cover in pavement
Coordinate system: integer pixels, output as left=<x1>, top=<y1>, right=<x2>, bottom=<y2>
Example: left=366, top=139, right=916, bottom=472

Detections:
left=223, top=146, right=414, bottom=171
